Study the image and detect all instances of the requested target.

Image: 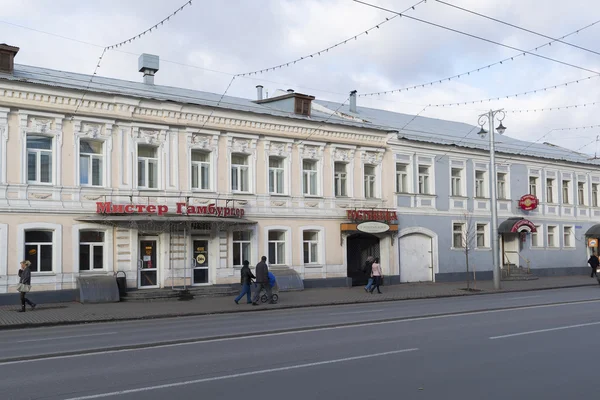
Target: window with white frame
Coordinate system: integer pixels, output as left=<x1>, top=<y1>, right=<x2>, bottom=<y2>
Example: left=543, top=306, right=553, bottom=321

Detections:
left=269, top=157, right=285, bottom=194
left=79, top=231, right=104, bottom=271
left=497, top=173, right=507, bottom=199
left=364, top=165, right=376, bottom=198
left=27, top=136, right=53, bottom=184
left=563, top=226, right=574, bottom=248
left=475, top=171, right=486, bottom=198
left=24, top=230, right=53, bottom=272
left=453, top=223, right=465, bottom=248
left=191, top=150, right=210, bottom=190
left=562, top=180, right=571, bottom=204
left=396, top=163, right=408, bottom=193
left=303, top=231, right=319, bottom=264
left=546, top=178, right=555, bottom=203
left=231, top=154, right=249, bottom=192
left=547, top=226, right=557, bottom=247
left=303, top=160, right=318, bottom=196
left=79, top=140, right=103, bottom=186
left=268, top=230, right=286, bottom=265
left=418, top=166, right=430, bottom=195
left=451, top=168, right=462, bottom=197
left=334, top=162, right=347, bottom=197
left=476, top=223, right=487, bottom=248
left=137, top=145, right=158, bottom=189
left=529, top=176, right=538, bottom=197
left=578, top=182, right=586, bottom=206
left=232, top=231, right=251, bottom=267
left=593, top=183, right=599, bottom=207
left=531, top=225, right=541, bottom=247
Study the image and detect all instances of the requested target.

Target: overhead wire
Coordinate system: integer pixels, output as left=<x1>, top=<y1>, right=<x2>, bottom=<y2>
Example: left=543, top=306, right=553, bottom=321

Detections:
left=506, top=101, right=599, bottom=114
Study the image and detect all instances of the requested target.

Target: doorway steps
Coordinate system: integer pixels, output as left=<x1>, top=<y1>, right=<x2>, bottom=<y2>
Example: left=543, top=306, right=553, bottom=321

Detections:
left=501, top=265, right=538, bottom=281
left=120, top=285, right=238, bottom=302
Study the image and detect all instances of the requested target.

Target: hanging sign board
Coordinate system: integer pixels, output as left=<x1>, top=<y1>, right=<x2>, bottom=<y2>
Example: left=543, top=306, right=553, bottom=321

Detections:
left=357, top=221, right=390, bottom=234
left=588, top=238, right=598, bottom=248
left=518, top=195, right=539, bottom=211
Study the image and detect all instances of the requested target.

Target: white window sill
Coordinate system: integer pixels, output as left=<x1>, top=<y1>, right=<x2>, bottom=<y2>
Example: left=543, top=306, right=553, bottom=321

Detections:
left=79, top=185, right=106, bottom=189
left=395, top=192, right=413, bottom=195
left=304, top=264, right=323, bottom=268
left=31, top=272, right=56, bottom=276
left=232, top=191, right=254, bottom=195
left=450, top=195, right=468, bottom=199
left=417, top=193, right=436, bottom=197
left=530, top=247, right=545, bottom=250
left=78, top=270, right=109, bottom=274
left=450, top=247, right=466, bottom=251
left=269, top=193, right=290, bottom=197
left=191, top=189, right=216, bottom=193
left=474, top=247, right=491, bottom=252
left=303, top=195, right=323, bottom=199
left=27, top=182, right=54, bottom=186
left=137, top=188, right=160, bottom=191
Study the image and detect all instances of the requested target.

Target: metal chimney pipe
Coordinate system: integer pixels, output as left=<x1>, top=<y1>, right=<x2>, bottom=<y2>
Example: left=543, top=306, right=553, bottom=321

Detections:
left=349, top=90, right=357, bottom=113
left=256, top=85, right=263, bottom=100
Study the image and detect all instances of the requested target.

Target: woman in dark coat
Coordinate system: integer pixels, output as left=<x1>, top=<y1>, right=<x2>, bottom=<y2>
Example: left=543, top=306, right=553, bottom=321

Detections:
left=18, top=260, right=36, bottom=312
left=234, top=260, right=255, bottom=304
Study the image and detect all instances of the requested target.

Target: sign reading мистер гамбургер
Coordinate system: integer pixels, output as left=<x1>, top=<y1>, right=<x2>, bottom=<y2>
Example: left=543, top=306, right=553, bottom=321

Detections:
left=95, top=202, right=245, bottom=218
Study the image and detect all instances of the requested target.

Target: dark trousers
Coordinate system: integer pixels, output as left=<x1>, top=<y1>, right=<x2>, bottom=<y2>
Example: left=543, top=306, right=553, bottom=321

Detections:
left=592, top=266, right=598, bottom=278
left=369, top=276, right=382, bottom=293
left=20, top=292, right=34, bottom=307
left=252, top=283, right=272, bottom=304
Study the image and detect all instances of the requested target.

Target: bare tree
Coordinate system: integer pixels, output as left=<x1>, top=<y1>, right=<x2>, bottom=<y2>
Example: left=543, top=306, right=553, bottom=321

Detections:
left=458, top=212, right=478, bottom=290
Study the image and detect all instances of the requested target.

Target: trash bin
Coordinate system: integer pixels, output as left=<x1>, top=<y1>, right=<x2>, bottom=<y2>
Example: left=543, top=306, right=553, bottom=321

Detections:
left=115, top=271, right=127, bottom=297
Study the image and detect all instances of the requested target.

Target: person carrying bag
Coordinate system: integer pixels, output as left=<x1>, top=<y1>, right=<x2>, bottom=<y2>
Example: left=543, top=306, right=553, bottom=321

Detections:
left=17, top=260, right=36, bottom=312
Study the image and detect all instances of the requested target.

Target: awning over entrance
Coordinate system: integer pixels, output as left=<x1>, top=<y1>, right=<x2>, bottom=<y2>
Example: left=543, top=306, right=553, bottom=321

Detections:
left=585, top=224, right=600, bottom=236
left=498, top=217, right=537, bottom=233
left=75, top=215, right=256, bottom=225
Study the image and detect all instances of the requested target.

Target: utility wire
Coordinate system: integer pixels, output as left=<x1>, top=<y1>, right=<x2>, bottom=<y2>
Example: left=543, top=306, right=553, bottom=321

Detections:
left=506, top=101, right=599, bottom=114
left=435, top=0, right=600, bottom=58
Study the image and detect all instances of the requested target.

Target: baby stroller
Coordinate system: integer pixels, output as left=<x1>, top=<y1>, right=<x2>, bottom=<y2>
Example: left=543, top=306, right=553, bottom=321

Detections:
left=259, top=272, right=279, bottom=303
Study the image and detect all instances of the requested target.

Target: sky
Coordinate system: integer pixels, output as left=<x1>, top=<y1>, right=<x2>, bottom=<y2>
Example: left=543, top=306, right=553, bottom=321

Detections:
left=2, top=0, right=600, bottom=156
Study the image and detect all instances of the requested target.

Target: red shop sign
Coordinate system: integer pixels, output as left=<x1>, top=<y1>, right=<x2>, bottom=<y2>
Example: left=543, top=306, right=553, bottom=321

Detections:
left=96, top=202, right=245, bottom=218
left=518, top=195, right=539, bottom=211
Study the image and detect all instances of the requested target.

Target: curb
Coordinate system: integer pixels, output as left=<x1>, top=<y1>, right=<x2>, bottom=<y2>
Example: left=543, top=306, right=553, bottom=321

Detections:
left=1, top=282, right=597, bottom=331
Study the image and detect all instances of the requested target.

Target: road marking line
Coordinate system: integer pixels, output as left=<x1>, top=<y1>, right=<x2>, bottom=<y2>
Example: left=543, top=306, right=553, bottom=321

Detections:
left=505, top=295, right=540, bottom=300
left=490, top=321, right=600, bottom=340
left=16, top=332, right=118, bottom=343
left=2, top=298, right=600, bottom=366
left=61, top=348, right=419, bottom=399
left=329, top=309, right=384, bottom=315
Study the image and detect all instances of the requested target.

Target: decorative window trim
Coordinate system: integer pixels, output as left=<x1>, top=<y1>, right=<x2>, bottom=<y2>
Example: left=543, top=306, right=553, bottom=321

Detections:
left=229, top=224, right=259, bottom=269
left=298, top=141, right=325, bottom=197
left=299, top=226, right=326, bottom=266
left=226, top=132, right=258, bottom=194
left=530, top=225, right=543, bottom=249
left=360, top=148, right=384, bottom=199
left=72, top=224, right=114, bottom=274
left=473, top=167, right=489, bottom=199
left=73, top=117, right=114, bottom=188
left=264, top=138, right=293, bottom=196
left=19, top=110, right=64, bottom=186
left=547, top=225, right=558, bottom=248
left=131, top=124, right=169, bottom=191
left=17, top=222, right=62, bottom=275
left=264, top=225, right=292, bottom=266
left=449, top=160, right=467, bottom=198
left=474, top=222, right=491, bottom=250
left=330, top=144, right=356, bottom=198
left=0, top=107, right=8, bottom=184
left=562, top=225, right=575, bottom=249
left=186, top=128, right=220, bottom=192
left=450, top=220, right=466, bottom=250
left=496, top=170, right=511, bottom=200
left=394, top=152, right=413, bottom=195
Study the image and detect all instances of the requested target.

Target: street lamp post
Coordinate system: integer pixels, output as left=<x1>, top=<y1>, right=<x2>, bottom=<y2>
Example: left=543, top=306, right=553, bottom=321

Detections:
left=477, top=110, right=506, bottom=290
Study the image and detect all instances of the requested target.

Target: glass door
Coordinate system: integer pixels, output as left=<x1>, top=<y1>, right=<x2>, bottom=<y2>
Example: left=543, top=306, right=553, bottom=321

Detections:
left=192, top=239, right=209, bottom=285
left=139, top=237, right=159, bottom=288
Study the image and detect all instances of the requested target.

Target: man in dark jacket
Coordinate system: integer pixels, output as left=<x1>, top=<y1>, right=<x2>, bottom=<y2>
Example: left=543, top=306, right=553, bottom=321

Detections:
left=589, top=253, right=600, bottom=277
left=234, top=260, right=255, bottom=304
left=252, top=256, right=274, bottom=305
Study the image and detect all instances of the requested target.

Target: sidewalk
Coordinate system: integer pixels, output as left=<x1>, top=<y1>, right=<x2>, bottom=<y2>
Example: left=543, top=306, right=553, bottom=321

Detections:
left=0, top=276, right=597, bottom=330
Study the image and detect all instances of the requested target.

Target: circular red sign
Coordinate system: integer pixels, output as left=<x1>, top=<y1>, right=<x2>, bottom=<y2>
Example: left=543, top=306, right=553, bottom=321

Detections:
left=519, top=194, right=539, bottom=211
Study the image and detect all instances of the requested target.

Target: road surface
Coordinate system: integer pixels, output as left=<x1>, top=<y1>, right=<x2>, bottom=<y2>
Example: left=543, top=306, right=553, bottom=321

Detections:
left=0, top=286, right=599, bottom=399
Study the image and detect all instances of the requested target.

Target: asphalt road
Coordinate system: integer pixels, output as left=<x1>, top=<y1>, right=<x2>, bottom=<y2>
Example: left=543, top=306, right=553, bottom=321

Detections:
left=1, top=286, right=600, bottom=399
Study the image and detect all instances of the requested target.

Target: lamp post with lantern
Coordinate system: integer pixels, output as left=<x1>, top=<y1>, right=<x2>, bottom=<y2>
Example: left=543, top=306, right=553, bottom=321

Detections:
left=477, top=110, right=507, bottom=290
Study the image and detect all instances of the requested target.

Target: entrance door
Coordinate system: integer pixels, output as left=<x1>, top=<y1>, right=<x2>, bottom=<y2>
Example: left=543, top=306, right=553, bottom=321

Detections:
left=192, top=239, right=209, bottom=285
left=346, top=233, right=380, bottom=286
left=502, top=233, right=520, bottom=267
left=399, top=234, right=433, bottom=282
left=139, top=237, right=159, bottom=289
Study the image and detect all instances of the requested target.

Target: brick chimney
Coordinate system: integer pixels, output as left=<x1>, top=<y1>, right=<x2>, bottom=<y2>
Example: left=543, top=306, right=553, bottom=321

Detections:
left=0, top=44, right=19, bottom=74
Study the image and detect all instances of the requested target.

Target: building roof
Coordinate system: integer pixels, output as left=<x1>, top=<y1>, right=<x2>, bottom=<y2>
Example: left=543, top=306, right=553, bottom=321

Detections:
left=2, top=63, right=599, bottom=167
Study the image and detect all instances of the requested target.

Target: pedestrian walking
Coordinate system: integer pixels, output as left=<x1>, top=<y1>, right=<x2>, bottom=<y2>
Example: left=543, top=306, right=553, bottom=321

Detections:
left=17, top=260, right=36, bottom=312
left=252, top=256, right=274, bottom=305
left=369, top=257, right=383, bottom=294
left=363, top=255, right=375, bottom=292
left=234, top=260, right=255, bottom=304
left=588, top=252, right=600, bottom=278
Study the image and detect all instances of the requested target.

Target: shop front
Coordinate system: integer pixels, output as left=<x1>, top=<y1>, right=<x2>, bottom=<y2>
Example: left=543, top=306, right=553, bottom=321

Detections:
left=498, top=217, right=537, bottom=271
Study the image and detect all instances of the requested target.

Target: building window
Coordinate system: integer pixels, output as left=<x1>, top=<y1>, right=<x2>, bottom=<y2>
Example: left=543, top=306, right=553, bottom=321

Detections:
left=27, top=136, right=53, bottom=184
left=396, top=163, right=408, bottom=193
left=531, top=226, right=541, bottom=247
left=232, top=231, right=251, bottom=267
left=497, top=173, right=507, bottom=199
left=529, top=176, right=538, bottom=197
left=191, top=150, right=210, bottom=190
left=453, top=223, right=464, bottom=248
left=364, top=165, right=376, bottom=198
left=451, top=168, right=462, bottom=197
left=269, top=157, right=285, bottom=194
left=268, top=230, right=286, bottom=265
left=79, top=140, right=103, bottom=186
left=303, top=231, right=319, bottom=264
left=137, top=145, right=158, bottom=189
left=578, top=182, right=586, bottom=206
left=295, top=98, right=311, bottom=116
left=546, top=178, right=555, bottom=203
left=79, top=231, right=104, bottom=271
left=475, top=171, right=486, bottom=198
left=24, top=230, right=53, bottom=272
left=547, top=226, right=557, bottom=248
left=476, top=224, right=486, bottom=248
left=231, top=154, right=249, bottom=192
left=593, top=184, right=599, bottom=207
left=334, top=162, right=347, bottom=197
left=562, top=180, right=570, bottom=204
left=303, top=160, right=318, bottom=196
left=563, top=226, right=574, bottom=248
left=418, top=166, right=430, bottom=195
